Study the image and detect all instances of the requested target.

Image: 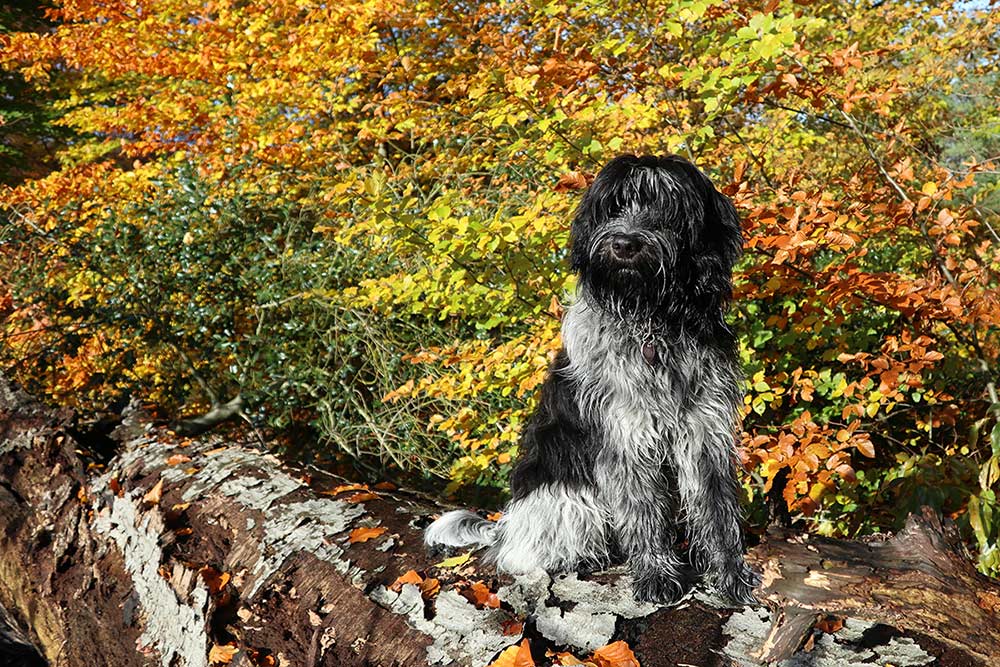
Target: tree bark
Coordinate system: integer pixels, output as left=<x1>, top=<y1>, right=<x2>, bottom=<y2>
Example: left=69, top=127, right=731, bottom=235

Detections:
left=0, top=376, right=992, bottom=667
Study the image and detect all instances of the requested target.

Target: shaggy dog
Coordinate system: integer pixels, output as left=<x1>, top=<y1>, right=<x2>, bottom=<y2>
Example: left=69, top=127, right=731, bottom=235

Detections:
left=425, top=154, right=757, bottom=605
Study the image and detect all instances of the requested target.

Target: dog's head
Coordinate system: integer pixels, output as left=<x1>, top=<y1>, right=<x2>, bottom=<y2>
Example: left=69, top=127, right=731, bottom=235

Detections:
left=569, top=154, right=742, bottom=327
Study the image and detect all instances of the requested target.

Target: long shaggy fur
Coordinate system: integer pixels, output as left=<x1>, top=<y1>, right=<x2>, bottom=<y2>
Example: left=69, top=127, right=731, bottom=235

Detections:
left=425, top=154, right=757, bottom=605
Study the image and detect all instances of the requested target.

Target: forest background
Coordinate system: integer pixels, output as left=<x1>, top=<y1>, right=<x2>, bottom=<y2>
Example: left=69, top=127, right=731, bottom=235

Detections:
left=2, top=0, right=999, bottom=575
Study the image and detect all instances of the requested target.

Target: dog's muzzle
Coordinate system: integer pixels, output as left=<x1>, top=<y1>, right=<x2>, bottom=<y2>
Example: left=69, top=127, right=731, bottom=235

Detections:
left=610, top=233, right=643, bottom=261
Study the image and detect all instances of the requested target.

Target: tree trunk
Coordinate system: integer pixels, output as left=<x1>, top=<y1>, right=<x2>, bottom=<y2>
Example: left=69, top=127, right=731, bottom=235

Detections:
left=0, top=376, right=992, bottom=667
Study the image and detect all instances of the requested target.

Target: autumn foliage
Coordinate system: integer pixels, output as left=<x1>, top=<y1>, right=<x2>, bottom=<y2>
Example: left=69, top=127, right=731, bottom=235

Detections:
left=2, top=0, right=1000, bottom=572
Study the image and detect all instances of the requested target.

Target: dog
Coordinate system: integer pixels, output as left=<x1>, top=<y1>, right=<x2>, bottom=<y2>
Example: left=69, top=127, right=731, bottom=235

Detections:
left=425, top=154, right=757, bottom=605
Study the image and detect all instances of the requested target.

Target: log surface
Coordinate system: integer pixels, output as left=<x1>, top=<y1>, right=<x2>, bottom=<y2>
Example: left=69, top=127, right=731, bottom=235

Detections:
left=0, top=376, right=989, bottom=667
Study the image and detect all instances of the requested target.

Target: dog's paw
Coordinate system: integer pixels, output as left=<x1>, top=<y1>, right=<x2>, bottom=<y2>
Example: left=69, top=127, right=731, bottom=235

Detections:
left=631, top=570, right=687, bottom=605
left=425, top=542, right=456, bottom=558
left=715, top=563, right=760, bottom=606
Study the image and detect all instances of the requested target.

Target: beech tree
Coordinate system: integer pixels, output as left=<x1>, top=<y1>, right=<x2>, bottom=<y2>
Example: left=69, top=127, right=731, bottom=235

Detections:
left=1, top=4, right=1000, bottom=661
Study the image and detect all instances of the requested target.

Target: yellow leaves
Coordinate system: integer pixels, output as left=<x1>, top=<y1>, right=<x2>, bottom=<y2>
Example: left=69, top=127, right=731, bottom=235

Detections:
left=434, top=551, right=472, bottom=569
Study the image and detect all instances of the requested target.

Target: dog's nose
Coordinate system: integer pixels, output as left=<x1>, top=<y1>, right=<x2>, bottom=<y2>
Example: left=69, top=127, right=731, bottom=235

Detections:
left=610, top=234, right=642, bottom=260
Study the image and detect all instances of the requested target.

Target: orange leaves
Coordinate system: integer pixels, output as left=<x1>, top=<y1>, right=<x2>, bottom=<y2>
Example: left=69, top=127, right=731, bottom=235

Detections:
left=591, top=642, right=641, bottom=667
left=488, top=640, right=535, bottom=667
left=554, top=171, right=591, bottom=193
left=143, top=479, right=165, bottom=505
left=348, top=526, right=387, bottom=543
left=546, top=641, right=642, bottom=667
left=199, top=566, right=231, bottom=595
left=209, top=644, right=239, bottom=665
left=389, top=569, right=423, bottom=590
left=320, top=483, right=380, bottom=503
left=389, top=570, right=440, bottom=599
left=461, top=581, right=501, bottom=609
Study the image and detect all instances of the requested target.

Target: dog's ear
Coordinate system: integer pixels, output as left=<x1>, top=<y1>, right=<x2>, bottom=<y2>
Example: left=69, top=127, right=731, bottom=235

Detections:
left=708, top=188, right=743, bottom=271
left=691, top=187, right=742, bottom=309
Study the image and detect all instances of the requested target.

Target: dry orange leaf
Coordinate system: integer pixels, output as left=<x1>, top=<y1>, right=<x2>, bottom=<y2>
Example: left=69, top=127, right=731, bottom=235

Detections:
left=419, top=577, right=441, bottom=599
left=200, top=566, right=231, bottom=594
left=167, top=453, right=192, bottom=465
left=548, top=652, right=586, bottom=666
left=816, top=616, right=844, bottom=634
left=321, top=483, right=368, bottom=496
left=463, top=581, right=501, bottom=609
left=373, top=481, right=397, bottom=490
left=348, top=526, right=387, bottom=543
left=143, top=479, right=164, bottom=505
left=501, top=619, right=524, bottom=636
left=591, top=641, right=640, bottom=667
left=488, top=639, right=534, bottom=667
left=346, top=491, right=379, bottom=503
left=554, top=171, right=589, bottom=192
left=486, top=511, right=504, bottom=521
left=390, top=569, right=423, bottom=591
left=208, top=644, right=238, bottom=665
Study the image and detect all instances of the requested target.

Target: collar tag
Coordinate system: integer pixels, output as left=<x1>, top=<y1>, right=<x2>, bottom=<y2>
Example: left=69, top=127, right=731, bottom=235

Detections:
left=641, top=341, right=658, bottom=366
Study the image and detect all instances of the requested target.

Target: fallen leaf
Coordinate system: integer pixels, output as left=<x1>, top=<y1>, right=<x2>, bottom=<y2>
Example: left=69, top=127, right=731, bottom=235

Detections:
left=978, top=590, right=1000, bottom=613
left=548, top=652, right=586, bottom=666
left=390, top=569, right=423, bottom=591
left=463, top=581, right=501, bottom=608
left=320, top=483, right=368, bottom=496
left=209, top=644, right=238, bottom=665
left=373, top=481, right=397, bottom=490
left=419, top=577, right=441, bottom=599
left=486, top=511, right=504, bottom=521
left=591, top=641, right=640, bottom=667
left=346, top=491, right=379, bottom=503
left=167, top=453, right=192, bottom=465
left=501, top=619, right=524, bottom=636
left=815, top=616, right=844, bottom=634
left=143, top=479, right=164, bottom=505
left=200, top=566, right=231, bottom=594
left=348, top=526, right=387, bottom=543
left=488, top=639, right=534, bottom=667
left=435, top=551, right=472, bottom=568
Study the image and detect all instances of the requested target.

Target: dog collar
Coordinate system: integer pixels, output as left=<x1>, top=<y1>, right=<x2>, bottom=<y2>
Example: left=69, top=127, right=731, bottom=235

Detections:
left=641, top=341, right=658, bottom=366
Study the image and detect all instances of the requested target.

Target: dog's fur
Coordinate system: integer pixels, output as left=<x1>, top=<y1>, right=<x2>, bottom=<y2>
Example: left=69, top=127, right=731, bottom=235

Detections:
left=425, top=154, right=757, bottom=604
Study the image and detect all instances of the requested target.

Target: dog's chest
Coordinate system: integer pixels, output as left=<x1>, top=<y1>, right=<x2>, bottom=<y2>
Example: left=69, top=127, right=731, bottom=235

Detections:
left=563, top=303, right=696, bottom=458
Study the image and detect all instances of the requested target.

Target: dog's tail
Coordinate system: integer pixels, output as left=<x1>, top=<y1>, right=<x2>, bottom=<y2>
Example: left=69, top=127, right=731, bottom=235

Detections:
left=424, top=510, right=499, bottom=550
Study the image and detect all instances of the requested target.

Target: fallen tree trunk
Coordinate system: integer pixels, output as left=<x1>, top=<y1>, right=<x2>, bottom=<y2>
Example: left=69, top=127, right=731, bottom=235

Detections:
left=750, top=513, right=1000, bottom=664
left=0, top=376, right=993, bottom=667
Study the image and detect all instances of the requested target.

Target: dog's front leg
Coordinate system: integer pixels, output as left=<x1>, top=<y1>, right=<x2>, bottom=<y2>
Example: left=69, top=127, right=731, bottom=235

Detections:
left=677, top=435, right=758, bottom=605
left=606, top=469, right=687, bottom=604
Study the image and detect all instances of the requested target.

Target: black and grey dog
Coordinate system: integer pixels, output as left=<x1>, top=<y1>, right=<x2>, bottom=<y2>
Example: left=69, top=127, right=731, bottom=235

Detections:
left=425, top=155, right=757, bottom=605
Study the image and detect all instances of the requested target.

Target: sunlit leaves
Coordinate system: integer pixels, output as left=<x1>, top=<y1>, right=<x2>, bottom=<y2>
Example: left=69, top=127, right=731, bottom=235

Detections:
left=2, top=0, right=1000, bottom=568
